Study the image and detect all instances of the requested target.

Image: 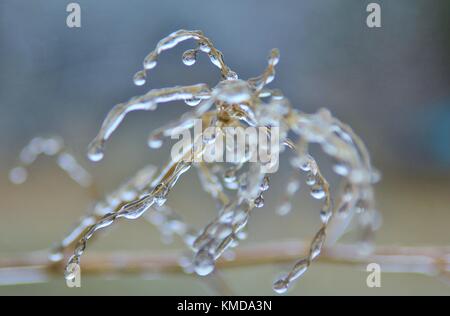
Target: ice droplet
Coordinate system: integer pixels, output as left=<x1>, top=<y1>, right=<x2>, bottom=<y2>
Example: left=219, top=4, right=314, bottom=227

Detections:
left=254, top=195, right=264, bottom=208
left=276, top=202, right=291, bottom=216
left=224, top=169, right=236, bottom=183
left=198, top=42, right=211, bottom=53
left=260, top=176, right=270, bottom=191
left=333, top=163, right=349, bottom=176
left=306, top=173, right=316, bottom=186
left=286, top=179, right=300, bottom=195
left=320, top=207, right=332, bottom=223
left=133, top=70, right=147, bottom=86
left=184, top=97, right=201, bottom=106
left=209, top=53, right=222, bottom=68
left=64, top=269, right=76, bottom=282
left=48, top=246, right=64, bottom=262
left=148, top=134, right=163, bottom=149
left=9, top=167, right=27, bottom=184
left=226, top=70, right=238, bottom=80
left=310, top=185, right=326, bottom=199
left=194, top=250, right=215, bottom=276
left=87, top=141, right=104, bottom=162
left=272, top=278, right=289, bottom=294
left=182, top=49, right=197, bottom=66
left=64, top=258, right=79, bottom=281
left=268, top=48, right=280, bottom=66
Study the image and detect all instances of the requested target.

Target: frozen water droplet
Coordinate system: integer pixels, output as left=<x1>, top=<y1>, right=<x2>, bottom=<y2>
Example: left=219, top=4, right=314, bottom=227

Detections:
left=64, top=259, right=79, bottom=281
left=286, top=179, right=300, bottom=195
left=236, top=231, right=247, bottom=240
left=9, top=167, right=27, bottom=184
left=254, top=195, right=264, bottom=208
left=333, top=163, right=349, bottom=176
left=276, top=202, right=291, bottom=216
left=184, top=232, right=197, bottom=247
left=182, top=49, right=197, bottom=66
left=194, top=250, right=215, bottom=276
left=198, top=42, right=211, bottom=53
left=64, top=269, right=76, bottom=282
left=224, top=169, right=236, bottom=183
left=225, top=180, right=239, bottom=190
left=133, top=70, right=146, bottom=86
left=268, top=48, right=280, bottom=66
left=320, top=208, right=332, bottom=223
left=305, top=173, right=316, bottom=186
left=295, top=155, right=315, bottom=172
left=260, top=176, right=270, bottom=191
left=272, top=278, right=289, bottom=294
left=310, top=185, right=326, bottom=199
left=178, top=255, right=193, bottom=269
left=148, top=134, right=163, bottom=149
left=265, top=74, right=275, bottom=85
left=226, top=70, right=238, bottom=80
left=48, top=247, right=64, bottom=262
left=209, top=53, right=222, bottom=68
left=87, top=141, right=104, bottom=162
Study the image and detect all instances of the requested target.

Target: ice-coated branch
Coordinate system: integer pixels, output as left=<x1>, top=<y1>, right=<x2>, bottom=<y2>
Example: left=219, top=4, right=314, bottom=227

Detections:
left=1, top=242, right=448, bottom=288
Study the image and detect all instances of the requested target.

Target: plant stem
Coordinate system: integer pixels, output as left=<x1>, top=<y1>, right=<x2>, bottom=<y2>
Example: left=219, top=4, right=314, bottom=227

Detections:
left=0, top=241, right=449, bottom=286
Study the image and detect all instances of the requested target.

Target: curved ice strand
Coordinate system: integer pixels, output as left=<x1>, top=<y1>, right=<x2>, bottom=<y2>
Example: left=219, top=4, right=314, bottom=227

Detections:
left=137, top=30, right=236, bottom=82
left=248, top=48, right=280, bottom=93
left=49, top=165, right=158, bottom=262
left=65, top=157, right=192, bottom=281
left=273, top=226, right=327, bottom=294
left=87, top=84, right=211, bottom=162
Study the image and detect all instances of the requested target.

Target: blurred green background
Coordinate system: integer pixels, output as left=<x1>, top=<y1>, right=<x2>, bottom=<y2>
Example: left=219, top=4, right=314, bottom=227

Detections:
left=0, top=0, right=449, bottom=295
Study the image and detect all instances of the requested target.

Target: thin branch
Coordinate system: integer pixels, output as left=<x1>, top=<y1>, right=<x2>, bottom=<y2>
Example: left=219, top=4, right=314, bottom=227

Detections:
left=0, top=241, right=448, bottom=286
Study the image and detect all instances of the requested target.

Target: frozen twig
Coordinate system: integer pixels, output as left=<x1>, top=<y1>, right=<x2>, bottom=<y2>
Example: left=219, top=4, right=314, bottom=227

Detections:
left=0, top=242, right=449, bottom=287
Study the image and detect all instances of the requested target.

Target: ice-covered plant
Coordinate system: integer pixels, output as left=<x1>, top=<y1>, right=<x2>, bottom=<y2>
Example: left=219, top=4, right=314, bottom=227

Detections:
left=11, top=30, right=380, bottom=294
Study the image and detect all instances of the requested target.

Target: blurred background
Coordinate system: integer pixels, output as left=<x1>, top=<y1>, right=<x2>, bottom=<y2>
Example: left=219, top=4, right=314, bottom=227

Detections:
left=0, top=0, right=449, bottom=295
